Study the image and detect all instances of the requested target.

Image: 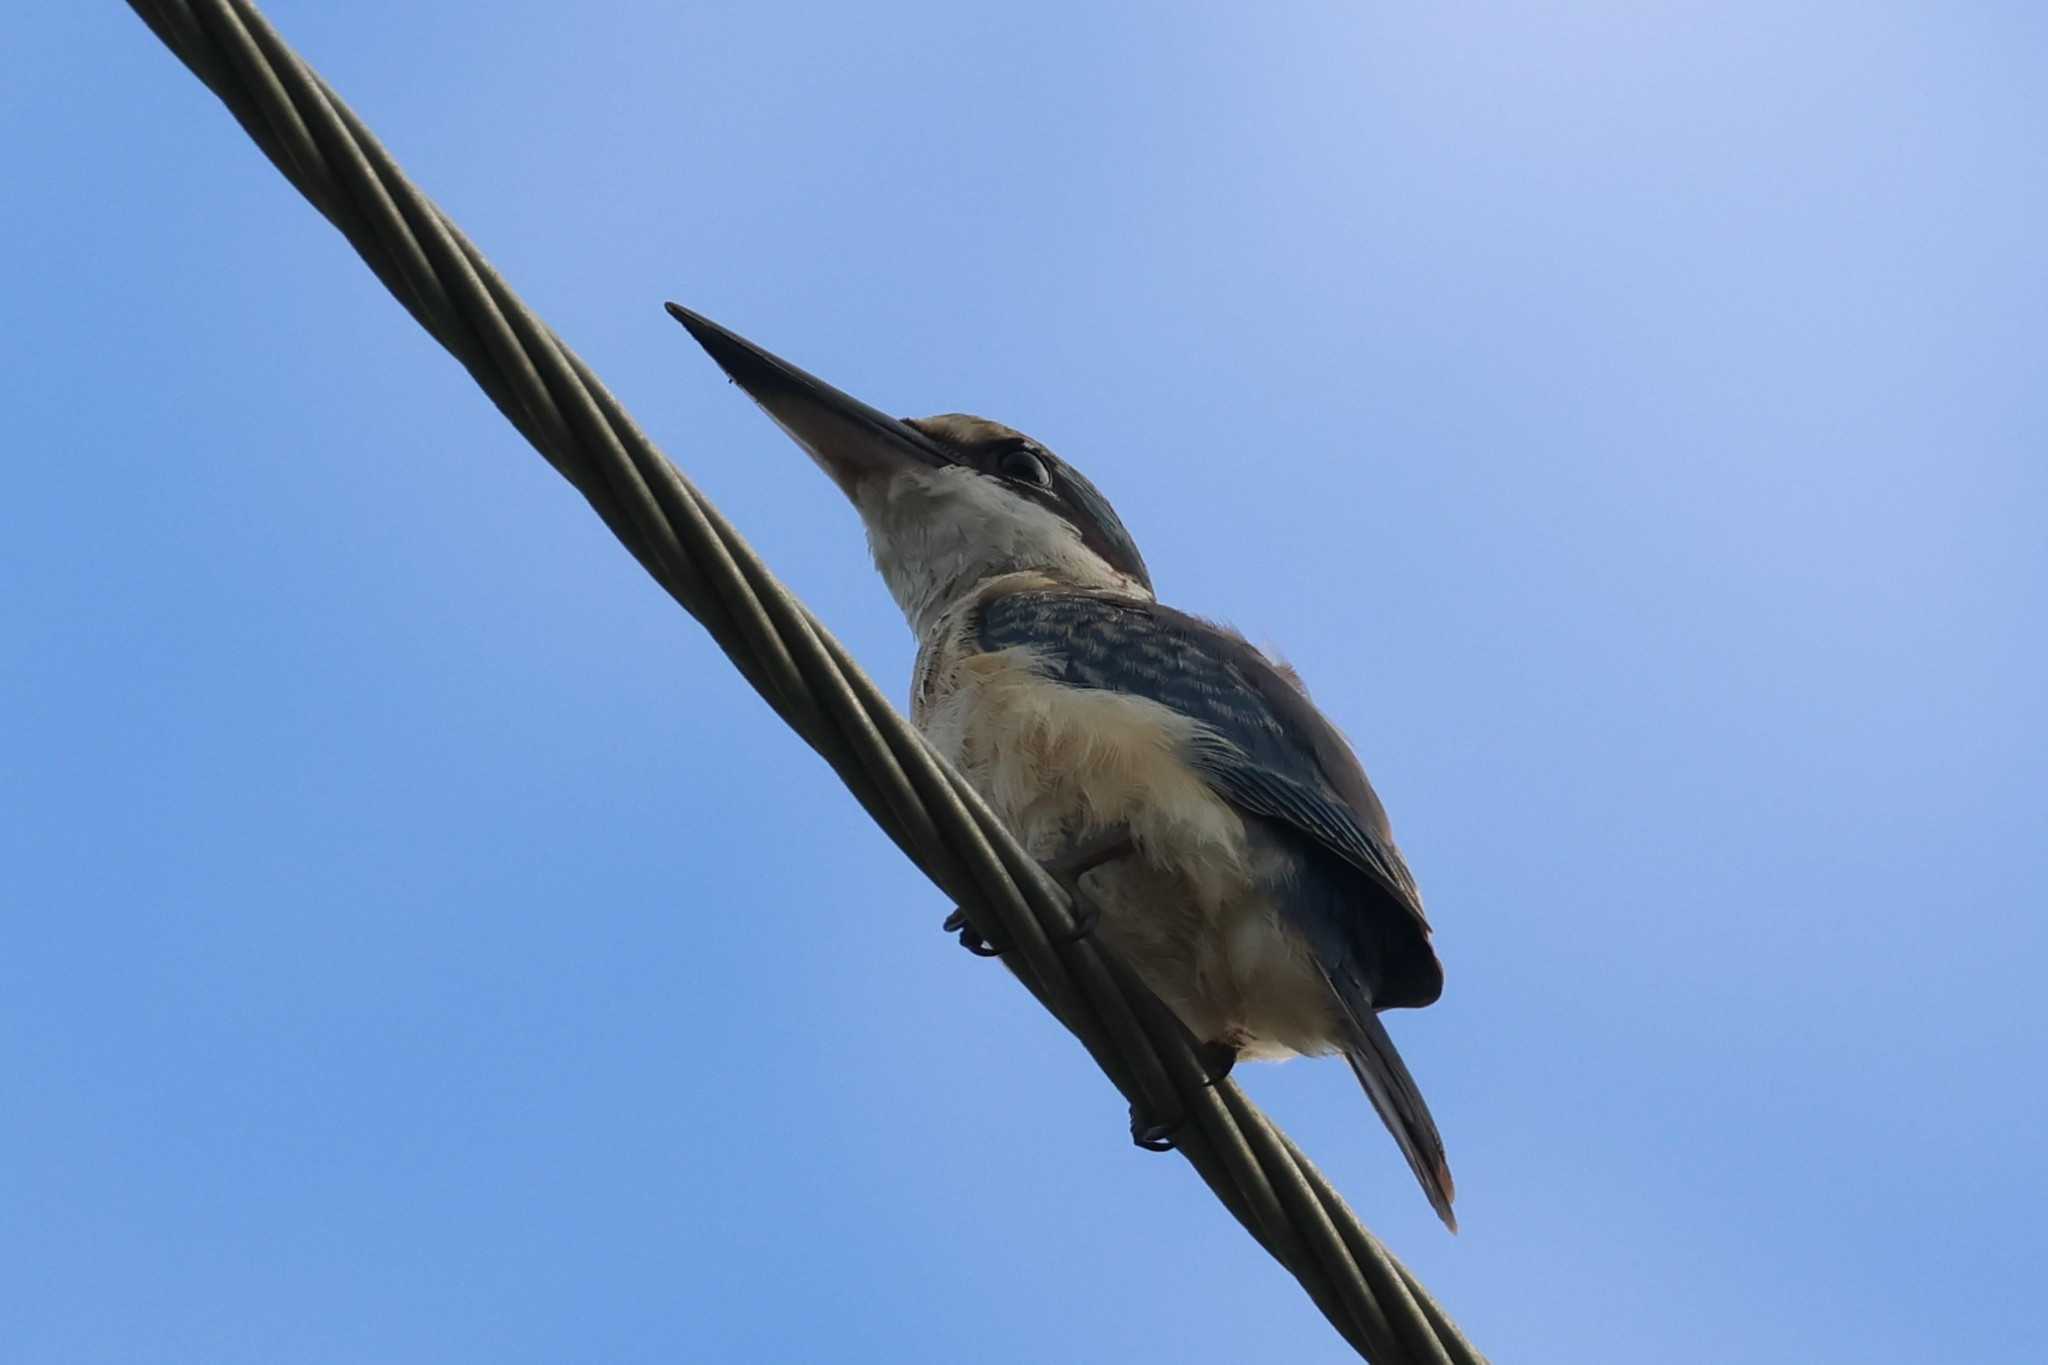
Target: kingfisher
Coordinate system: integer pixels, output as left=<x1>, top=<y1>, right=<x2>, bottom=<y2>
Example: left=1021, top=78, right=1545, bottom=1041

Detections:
left=668, top=303, right=1456, bottom=1229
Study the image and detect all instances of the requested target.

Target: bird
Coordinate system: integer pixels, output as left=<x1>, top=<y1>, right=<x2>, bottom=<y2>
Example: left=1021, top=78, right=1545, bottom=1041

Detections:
left=668, top=302, right=1456, bottom=1230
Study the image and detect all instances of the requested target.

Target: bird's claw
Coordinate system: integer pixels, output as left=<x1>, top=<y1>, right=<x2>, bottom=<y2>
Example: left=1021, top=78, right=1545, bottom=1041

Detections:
left=938, top=900, right=1090, bottom=954
left=1127, top=1041, right=1234, bottom=1152
left=1130, top=1105, right=1182, bottom=1152
left=1197, top=1039, right=1239, bottom=1088
left=939, top=829, right=1132, bottom=957
left=941, top=906, right=1006, bottom=957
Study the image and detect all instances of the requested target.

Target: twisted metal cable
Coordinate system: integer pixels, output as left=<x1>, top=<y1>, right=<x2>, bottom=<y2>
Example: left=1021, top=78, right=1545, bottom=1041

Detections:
left=119, top=3, right=1487, bottom=1359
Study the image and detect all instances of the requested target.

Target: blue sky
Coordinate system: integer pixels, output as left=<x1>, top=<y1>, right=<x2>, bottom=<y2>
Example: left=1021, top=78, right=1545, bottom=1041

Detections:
left=4, top=3, right=2042, bottom=1361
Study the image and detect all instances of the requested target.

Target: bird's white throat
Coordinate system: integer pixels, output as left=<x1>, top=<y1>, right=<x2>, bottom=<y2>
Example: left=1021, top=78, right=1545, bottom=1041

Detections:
left=855, top=465, right=1150, bottom=638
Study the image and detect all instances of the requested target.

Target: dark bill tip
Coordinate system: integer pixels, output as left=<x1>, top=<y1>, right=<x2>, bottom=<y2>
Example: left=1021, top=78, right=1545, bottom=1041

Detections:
left=664, top=302, right=955, bottom=494
left=664, top=302, right=753, bottom=381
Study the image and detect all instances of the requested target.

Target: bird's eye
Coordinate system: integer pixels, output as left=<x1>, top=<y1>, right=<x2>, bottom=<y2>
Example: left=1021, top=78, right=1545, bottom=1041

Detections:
left=996, top=446, right=1052, bottom=488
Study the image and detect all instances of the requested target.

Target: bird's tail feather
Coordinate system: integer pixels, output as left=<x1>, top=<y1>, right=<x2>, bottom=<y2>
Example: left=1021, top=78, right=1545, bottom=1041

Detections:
left=1342, top=1009, right=1457, bottom=1232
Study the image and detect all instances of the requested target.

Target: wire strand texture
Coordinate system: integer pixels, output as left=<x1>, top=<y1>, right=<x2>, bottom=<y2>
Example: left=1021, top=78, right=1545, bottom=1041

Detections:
left=120, top=3, right=1488, bottom=1359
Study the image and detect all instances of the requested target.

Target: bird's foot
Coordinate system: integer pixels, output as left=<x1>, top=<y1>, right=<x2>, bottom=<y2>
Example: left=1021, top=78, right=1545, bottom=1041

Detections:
left=1130, top=1103, right=1181, bottom=1152
left=1197, top=1039, right=1239, bottom=1088
left=1042, top=828, right=1133, bottom=942
left=939, top=828, right=1135, bottom=956
left=940, top=905, right=1005, bottom=956
left=1043, top=828, right=1137, bottom=887
left=1129, top=1040, right=1239, bottom=1152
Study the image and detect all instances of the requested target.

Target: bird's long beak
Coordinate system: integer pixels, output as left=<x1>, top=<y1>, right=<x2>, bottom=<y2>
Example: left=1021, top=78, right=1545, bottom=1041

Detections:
left=666, top=302, right=954, bottom=497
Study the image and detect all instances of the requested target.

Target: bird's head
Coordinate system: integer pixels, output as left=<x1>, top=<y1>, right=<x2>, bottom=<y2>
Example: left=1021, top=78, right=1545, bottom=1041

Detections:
left=669, top=304, right=1151, bottom=636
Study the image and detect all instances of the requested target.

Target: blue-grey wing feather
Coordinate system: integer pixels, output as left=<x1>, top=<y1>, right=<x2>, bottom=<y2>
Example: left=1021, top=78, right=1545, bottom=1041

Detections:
left=1188, top=733, right=1419, bottom=907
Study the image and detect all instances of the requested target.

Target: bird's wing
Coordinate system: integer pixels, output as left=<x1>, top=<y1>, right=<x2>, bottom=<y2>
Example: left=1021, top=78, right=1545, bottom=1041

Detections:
left=975, top=589, right=1440, bottom=1005
left=978, top=590, right=1455, bottom=1222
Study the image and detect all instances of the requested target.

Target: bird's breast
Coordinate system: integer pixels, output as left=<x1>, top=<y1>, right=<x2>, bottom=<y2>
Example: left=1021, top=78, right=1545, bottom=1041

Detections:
left=914, top=616, right=1244, bottom=875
